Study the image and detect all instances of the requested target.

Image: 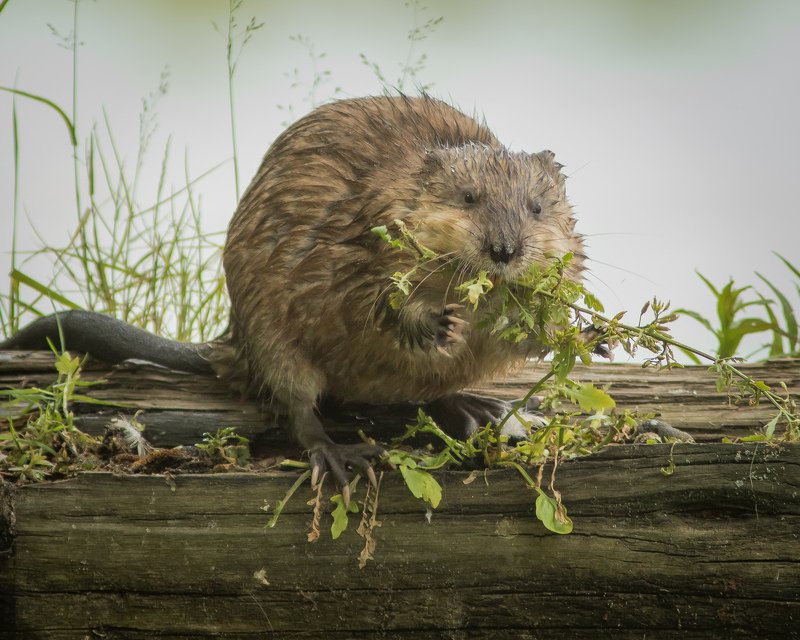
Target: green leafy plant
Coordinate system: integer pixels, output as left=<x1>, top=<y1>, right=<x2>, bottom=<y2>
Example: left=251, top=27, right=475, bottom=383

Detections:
left=677, top=254, right=800, bottom=361
left=675, top=272, right=774, bottom=361
left=1, top=2, right=231, bottom=342
left=0, top=349, right=106, bottom=481
left=756, top=254, right=800, bottom=357
left=196, top=427, right=251, bottom=466
left=279, top=221, right=800, bottom=550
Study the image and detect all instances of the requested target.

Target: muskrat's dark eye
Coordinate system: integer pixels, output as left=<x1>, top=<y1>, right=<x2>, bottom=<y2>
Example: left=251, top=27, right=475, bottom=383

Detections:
left=530, top=202, right=542, bottom=216
left=463, top=191, right=475, bottom=205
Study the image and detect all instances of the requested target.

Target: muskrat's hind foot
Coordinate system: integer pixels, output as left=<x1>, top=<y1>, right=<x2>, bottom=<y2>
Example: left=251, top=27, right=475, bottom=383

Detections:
left=309, top=441, right=384, bottom=506
left=427, top=392, right=544, bottom=442
left=292, top=406, right=383, bottom=505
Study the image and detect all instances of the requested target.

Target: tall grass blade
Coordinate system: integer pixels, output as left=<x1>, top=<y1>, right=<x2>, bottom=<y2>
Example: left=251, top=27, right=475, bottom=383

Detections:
left=0, top=87, right=77, bottom=146
left=11, top=270, right=83, bottom=312
left=9, top=78, right=21, bottom=334
left=774, top=252, right=800, bottom=280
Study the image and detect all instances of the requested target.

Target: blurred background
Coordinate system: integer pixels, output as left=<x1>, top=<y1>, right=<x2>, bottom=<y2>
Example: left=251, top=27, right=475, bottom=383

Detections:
left=1, top=0, right=799, bottom=361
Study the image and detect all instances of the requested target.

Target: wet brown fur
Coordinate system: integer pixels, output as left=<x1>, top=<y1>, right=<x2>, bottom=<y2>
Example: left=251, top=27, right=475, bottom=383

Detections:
left=219, top=95, right=583, bottom=419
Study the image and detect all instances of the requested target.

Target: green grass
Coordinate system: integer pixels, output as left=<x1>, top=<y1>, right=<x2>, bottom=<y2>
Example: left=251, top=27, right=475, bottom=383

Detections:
left=1, top=5, right=233, bottom=343
left=0, top=348, right=104, bottom=481
left=676, top=254, right=800, bottom=362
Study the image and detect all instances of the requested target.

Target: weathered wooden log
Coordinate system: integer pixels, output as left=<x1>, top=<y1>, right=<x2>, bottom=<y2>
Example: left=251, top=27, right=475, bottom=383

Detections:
left=1, top=443, right=798, bottom=638
left=2, top=351, right=799, bottom=445
left=1, top=352, right=799, bottom=637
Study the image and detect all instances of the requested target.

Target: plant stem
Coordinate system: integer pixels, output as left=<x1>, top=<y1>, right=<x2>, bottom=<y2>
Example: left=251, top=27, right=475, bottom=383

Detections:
left=70, top=0, right=90, bottom=308
left=10, top=75, right=20, bottom=333
left=226, top=0, right=241, bottom=203
left=565, top=298, right=796, bottom=425
left=495, top=368, right=556, bottom=433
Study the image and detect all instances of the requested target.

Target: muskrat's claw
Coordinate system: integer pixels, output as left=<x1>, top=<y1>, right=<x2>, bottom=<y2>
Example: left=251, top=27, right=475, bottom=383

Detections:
left=309, top=441, right=385, bottom=506
left=434, top=304, right=469, bottom=348
left=577, top=326, right=615, bottom=360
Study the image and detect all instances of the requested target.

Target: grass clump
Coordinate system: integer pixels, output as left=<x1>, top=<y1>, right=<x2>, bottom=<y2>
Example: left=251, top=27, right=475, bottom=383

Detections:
left=0, top=349, right=103, bottom=482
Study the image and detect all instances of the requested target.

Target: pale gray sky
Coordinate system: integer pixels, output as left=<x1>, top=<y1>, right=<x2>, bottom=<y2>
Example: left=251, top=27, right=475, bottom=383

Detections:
left=1, top=0, right=799, bottom=359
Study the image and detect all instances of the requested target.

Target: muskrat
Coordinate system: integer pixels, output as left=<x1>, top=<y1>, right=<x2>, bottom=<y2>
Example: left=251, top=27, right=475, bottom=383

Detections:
left=1, top=95, right=585, bottom=499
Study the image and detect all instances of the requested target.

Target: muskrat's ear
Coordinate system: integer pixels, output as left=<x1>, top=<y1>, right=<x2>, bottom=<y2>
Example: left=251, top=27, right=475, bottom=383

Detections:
left=422, top=147, right=446, bottom=169
left=420, top=147, right=449, bottom=180
left=536, top=149, right=566, bottom=182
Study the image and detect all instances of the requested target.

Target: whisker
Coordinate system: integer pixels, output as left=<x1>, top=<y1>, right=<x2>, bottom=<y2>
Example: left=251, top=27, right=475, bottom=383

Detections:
left=582, top=231, right=648, bottom=239
left=582, top=271, right=626, bottom=308
left=585, top=257, right=659, bottom=285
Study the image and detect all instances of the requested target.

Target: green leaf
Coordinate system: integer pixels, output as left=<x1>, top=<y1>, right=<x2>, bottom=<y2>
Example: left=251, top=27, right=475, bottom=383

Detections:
left=757, top=272, right=797, bottom=352
left=674, top=308, right=716, bottom=335
left=695, top=271, right=721, bottom=298
left=399, top=465, right=442, bottom=508
left=718, top=318, right=774, bottom=358
left=265, top=470, right=311, bottom=529
left=740, top=434, right=770, bottom=442
left=758, top=294, right=785, bottom=357
left=582, top=289, right=605, bottom=313
left=456, top=271, right=493, bottom=310
left=660, top=457, right=676, bottom=476
left=370, top=224, right=402, bottom=250
left=775, top=252, right=800, bottom=280
left=0, top=87, right=77, bottom=146
left=551, top=341, right=576, bottom=383
left=752, top=380, right=771, bottom=393
left=330, top=494, right=358, bottom=540
left=567, top=383, right=616, bottom=413
left=10, top=270, right=83, bottom=311
left=763, top=414, right=780, bottom=440
left=54, top=352, right=81, bottom=377
left=534, top=488, right=573, bottom=534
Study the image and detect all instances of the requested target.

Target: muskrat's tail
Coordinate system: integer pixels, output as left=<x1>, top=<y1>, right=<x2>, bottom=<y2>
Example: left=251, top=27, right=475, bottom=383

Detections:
left=0, top=310, right=214, bottom=375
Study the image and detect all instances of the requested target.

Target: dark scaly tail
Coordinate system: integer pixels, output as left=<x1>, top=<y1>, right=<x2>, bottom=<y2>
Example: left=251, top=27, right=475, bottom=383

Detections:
left=0, top=310, right=214, bottom=374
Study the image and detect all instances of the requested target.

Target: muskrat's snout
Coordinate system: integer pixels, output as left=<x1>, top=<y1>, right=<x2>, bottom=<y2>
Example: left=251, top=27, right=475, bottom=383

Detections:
left=413, top=143, right=581, bottom=279
left=488, top=242, right=518, bottom=265
left=486, top=240, right=521, bottom=268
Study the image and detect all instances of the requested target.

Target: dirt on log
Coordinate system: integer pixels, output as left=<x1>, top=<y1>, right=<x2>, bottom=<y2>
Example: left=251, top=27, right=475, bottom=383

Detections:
left=0, top=351, right=799, bottom=638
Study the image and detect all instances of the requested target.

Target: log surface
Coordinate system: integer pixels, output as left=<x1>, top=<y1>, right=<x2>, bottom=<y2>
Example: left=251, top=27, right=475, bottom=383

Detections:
left=1, top=352, right=799, bottom=638
left=2, top=351, right=799, bottom=446
left=1, top=443, right=798, bottom=638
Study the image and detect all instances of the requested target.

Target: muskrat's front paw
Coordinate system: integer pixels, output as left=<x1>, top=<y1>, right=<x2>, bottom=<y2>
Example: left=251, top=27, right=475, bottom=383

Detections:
left=577, top=326, right=614, bottom=360
left=309, top=441, right=385, bottom=506
left=433, top=303, right=469, bottom=352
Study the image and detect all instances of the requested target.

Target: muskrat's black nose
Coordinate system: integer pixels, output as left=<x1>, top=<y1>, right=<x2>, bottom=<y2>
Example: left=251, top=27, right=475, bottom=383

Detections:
left=489, top=243, right=516, bottom=265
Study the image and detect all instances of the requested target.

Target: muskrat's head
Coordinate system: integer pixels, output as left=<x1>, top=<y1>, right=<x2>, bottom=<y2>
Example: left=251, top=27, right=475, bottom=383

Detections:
left=410, top=144, right=584, bottom=282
